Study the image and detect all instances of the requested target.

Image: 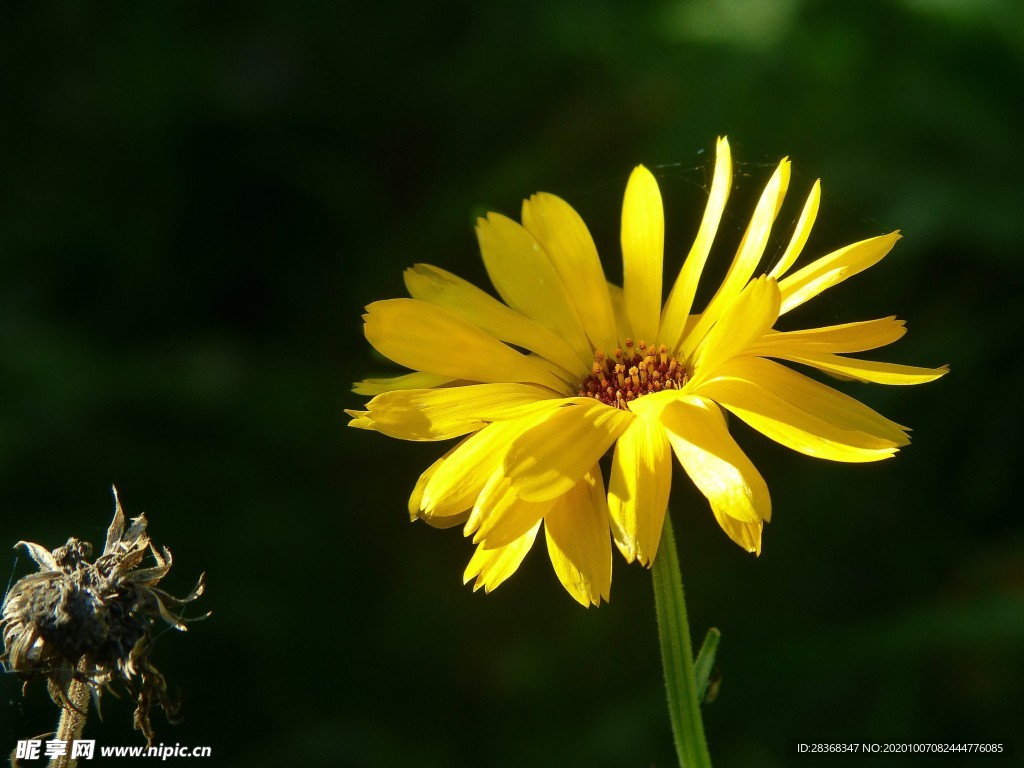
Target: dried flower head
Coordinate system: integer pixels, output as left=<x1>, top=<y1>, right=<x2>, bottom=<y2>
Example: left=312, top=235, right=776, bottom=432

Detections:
left=1, top=487, right=206, bottom=744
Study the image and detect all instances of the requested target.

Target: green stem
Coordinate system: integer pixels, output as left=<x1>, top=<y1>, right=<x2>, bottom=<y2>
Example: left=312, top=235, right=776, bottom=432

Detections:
left=652, top=513, right=712, bottom=768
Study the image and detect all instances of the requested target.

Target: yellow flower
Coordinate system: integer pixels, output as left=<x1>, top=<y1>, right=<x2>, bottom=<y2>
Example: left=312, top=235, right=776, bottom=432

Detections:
left=348, top=137, right=947, bottom=607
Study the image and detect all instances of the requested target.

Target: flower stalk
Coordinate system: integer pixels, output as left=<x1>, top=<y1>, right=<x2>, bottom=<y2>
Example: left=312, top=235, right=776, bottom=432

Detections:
left=51, top=658, right=90, bottom=768
left=653, top=513, right=712, bottom=768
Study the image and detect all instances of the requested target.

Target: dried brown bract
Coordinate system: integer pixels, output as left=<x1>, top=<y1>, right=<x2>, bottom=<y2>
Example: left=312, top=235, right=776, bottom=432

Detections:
left=1, top=487, right=206, bottom=745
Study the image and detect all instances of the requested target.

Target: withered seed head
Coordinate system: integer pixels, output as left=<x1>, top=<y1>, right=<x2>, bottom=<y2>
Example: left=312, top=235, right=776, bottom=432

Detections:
left=0, top=487, right=207, bottom=745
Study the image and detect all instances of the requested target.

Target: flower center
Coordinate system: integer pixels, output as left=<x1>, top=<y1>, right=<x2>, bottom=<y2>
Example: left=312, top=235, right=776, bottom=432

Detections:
left=578, top=339, right=691, bottom=410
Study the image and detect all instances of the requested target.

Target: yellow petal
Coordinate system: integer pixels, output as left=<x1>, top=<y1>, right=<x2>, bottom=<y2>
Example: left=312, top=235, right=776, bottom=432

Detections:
left=468, top=470, right=555, bottom=548
left=352, top=371, right=454, bottom=396
left=422, top=404, right=560, bottom=516
left=625, top=387, right=687, bottom=421
left=359, top=383, right=553, bottom=441
left=749, top=316, right=906, bottom=355
left=464, top=521, right=541, bottom=593
left=620, top=165, right=664, bottom=345
left=768, top=179, right=821, bottom=279
left=410, top=446, right=472, bottom=528
left=710, top=508, right=763, bottom=555
left=476, top=213, right=592, bottom=365
left=779, top=267, right=848, bottom=314
left=682, top=158, right=790, bottom=356
left=504, top=398, right=634, bottom=502
left=696, top=357, right=910, bottom=462
left=608, top=415, right=671, bottom=566
left=660, top=395, right=771, bottom=524
left=521, top=193, right=618, bottom=355
left=544, top=470, right=612, bottom=607
left=661, top=136, right=733, bottom=350
left=778, top=232, right=900, bottom=314
left=606, top=281, right=631, bottom=344
left=345, top=410, right=372, bottom=430
left=404, top=263, right=585, bottom=376
left=363, top=298, right=568, bottom=391
left=768, top=351, right=950, bottom=385
left=692, top=276, right=781, bottom=382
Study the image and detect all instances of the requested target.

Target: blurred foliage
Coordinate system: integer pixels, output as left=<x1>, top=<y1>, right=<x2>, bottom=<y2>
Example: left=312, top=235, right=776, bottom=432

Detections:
left=1, top=0, right=1022, bottom=766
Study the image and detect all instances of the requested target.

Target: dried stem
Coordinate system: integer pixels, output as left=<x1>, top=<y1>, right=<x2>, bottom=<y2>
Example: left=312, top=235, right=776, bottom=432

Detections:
left=49, top=658, right=90, bottom=768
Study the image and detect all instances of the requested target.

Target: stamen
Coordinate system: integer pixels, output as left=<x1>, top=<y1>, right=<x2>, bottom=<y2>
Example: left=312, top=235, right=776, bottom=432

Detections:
left=579, top=345, right=691, bottom=410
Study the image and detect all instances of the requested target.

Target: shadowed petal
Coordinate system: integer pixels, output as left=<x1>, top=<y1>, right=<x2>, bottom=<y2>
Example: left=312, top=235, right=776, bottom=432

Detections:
left=544, top=470, right=612, bottom=607
left=608, top=415, right=672, bottom=566
left=661, top=395, right=771, bottom=525
left=468, top=470, right=556, bottom=548
left=464, top=522, right=542, bottom=593
left=505, top=399, right=633, bottom=502
left=422, top=403, right=561, bottom=517
left=352, top=371, right=455, bottom=396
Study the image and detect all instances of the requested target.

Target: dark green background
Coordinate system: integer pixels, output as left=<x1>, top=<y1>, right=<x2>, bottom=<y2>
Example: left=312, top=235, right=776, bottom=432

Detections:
left=2, top=1, right=1022, bottom=766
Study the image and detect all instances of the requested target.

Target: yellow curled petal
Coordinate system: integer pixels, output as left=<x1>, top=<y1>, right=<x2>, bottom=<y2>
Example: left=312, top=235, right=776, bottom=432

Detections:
left=544, top=469, right=612, bottom=607
left=621, top=165, right=664, bottom=345
left=505, top=398, right=634, bottom=502
left=464, top=521, right=541, bottom=593
left=660, top=395, right=771, bottom=525
left=661, top=136, right=732, bottom=350
left=768, top=179, right=821, bottom=279
left=768, top=351, right=950, bottom=385
left=363, top=298, right=569, bottom=391
left=476, top=213, right=592, bottom=365
left=608, top=415, right=672, bottom=566
left=522, top=193, right=618, bottom=355
left=749, top=316, right=906, bottom=356
left=778, top=232, right=900, bottom=314
left=681, top=158, right=789, bottom=355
